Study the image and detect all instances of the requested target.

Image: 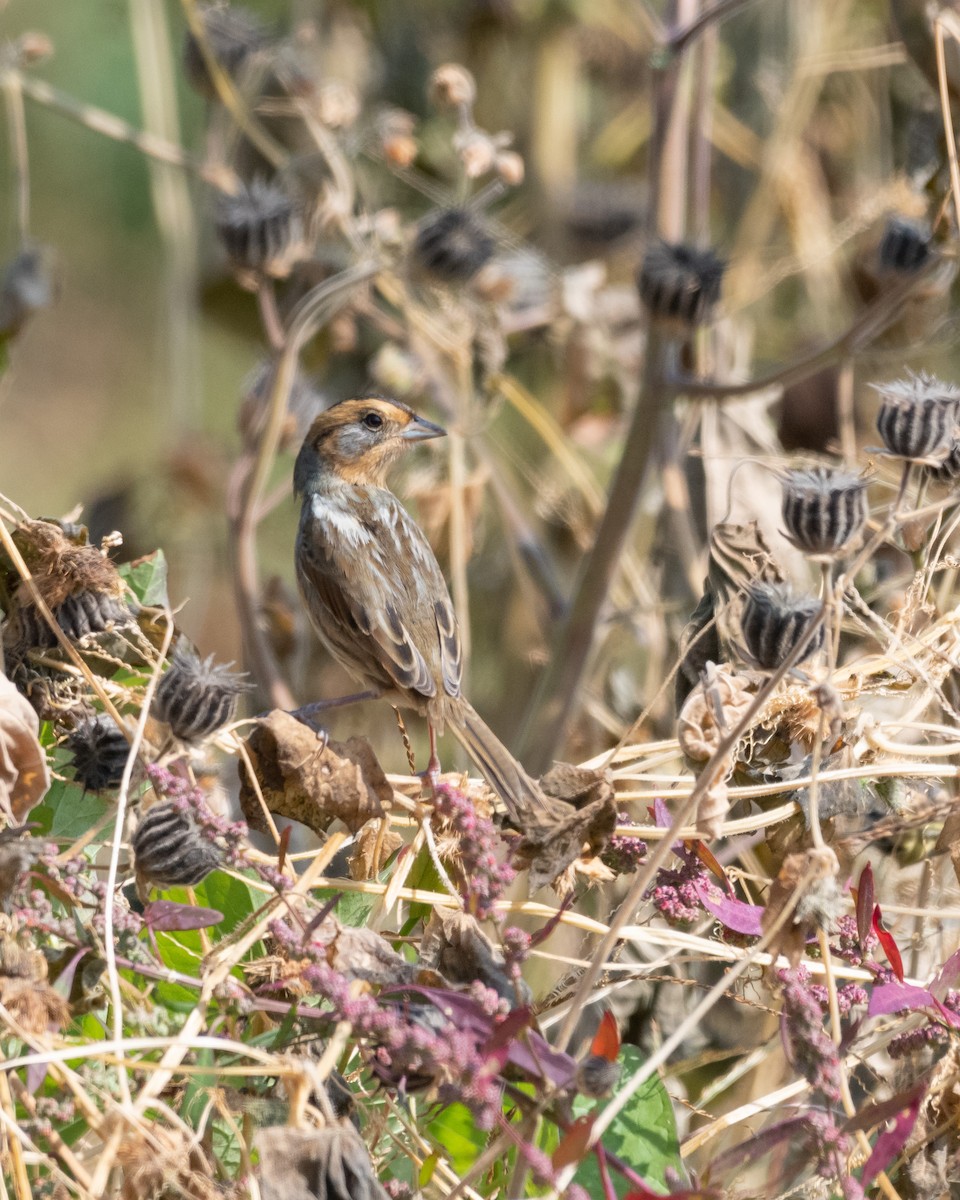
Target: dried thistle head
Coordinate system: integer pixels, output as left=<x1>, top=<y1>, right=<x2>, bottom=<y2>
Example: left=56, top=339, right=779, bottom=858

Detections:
left=154, top=648, right=249, bottom=743
left=876, top=214, right=933, bottom=275
left=429, top=63, right=477, bottom=111
left=131, top=802, right=223, bottom=890
left=637, top=240, right=725, bottom=327
left=780, top=466, right=869, bottom=557
left=215, top=178, right=305, bottom=277
left=256, top=1123, right=389, bottom=1200
left=68, top=714, right=130, bottom=793
left=873, top=370, right=960, bottom=463
left=182, top=3, right=267, bottom=99
left=740, top=582, right=823, bottom=671
left=925, top=437, right=960, bottom=484
left=411, top=208, right=495, bottom=284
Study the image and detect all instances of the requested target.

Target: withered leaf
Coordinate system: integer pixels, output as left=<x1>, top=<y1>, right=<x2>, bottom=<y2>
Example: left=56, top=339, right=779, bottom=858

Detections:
left=348, top=819, right=403, bottom=881
left=309, top=913, right=417, bottom=987
left=540, top=762, right=611, bottom=808
left=0, top=672, right=50, bottom=820
left=239, top=710, right=392, bottom=836
left=0, top=977, right=69, bottom=1035
left=513, top=785, right=617, bottom=893
left=420, top=908, right=528, bottom=1002
left=763, top=847, right=839, bottom=969
left=257, top=1123, right=389, bottom=1200
left=677, top=663, right=753, bottom=765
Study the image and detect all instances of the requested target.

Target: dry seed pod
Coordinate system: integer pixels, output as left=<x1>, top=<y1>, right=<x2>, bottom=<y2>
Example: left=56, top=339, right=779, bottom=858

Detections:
left=925, top=437, right=960, bottom=484
left=781, top=466, right=869, bottom=556
left=740, top=582, right=823, bottom=670
left=182, top=3, right=267, bottom=98
left=215, top=179, right=304, bottom=276
left=132, top=802, right=222, bottom=888
left=873, top=371, right=960, bottom=462
left=428, top=63, right=477, bottom=110
left=877, top=215, right=933, bottom=274
left=637, top=240, right=725, bottom=326
left=154, top=650, right=249, bottom=743
left=411, top=208, right=495, bottom=283
left=68, top=715, right=130, bottom=793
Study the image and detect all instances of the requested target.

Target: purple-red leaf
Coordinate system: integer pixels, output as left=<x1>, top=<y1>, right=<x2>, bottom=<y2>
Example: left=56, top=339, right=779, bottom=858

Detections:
left=867, top=980, right=934, bottom=1017
left=694, top=881, right=763, bottom=936
left=552, top=1114, right=595, bottom=1170
left=860, top=1090, right=924, bottom=1188
left=143, top=900, right=224, bottom=932
left=853, top=862, right=874, bottom=947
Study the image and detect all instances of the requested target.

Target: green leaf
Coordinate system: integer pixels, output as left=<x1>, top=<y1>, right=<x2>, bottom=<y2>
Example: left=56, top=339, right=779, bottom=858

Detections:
left=31, top=776, right=110, bottom=840
left=118, top=549, right=169, bottom=607
left=572, top=1047, right=683, bottom=1197
left=426, top=1103, right=487, bottom=1176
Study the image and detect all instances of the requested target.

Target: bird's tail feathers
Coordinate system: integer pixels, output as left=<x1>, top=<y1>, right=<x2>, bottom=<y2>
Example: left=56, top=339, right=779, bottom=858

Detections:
left=448, top=699, right=546, bottom=823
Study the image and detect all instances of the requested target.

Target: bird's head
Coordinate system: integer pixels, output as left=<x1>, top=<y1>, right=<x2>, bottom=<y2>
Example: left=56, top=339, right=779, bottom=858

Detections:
left=294, top=397, right=446, bottom=493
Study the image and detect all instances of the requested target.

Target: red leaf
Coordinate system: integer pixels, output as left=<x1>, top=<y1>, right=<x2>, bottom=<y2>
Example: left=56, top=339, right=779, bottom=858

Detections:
left=689, top=839, right=729, bottom=887
left=552, top=1114, right=595, bottom=1170
left=854, top=863, right=874, bottom=947
left=591, top=1011, right=620, bottom=1061
left=861, top=1090, right=924, bottom=1188
left=872, top=905, right=904, bottom=983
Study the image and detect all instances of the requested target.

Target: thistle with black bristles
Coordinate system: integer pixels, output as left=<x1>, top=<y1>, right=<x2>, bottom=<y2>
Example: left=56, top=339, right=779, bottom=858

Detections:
left=781, top=466, right=869, bottom=558
left=215, top=179, right=304, bottom=277
left=154, top=648, right=250, bottom=743
left=873, top=371, right=960, bottom=463
left=182, top=3, right=267, bottom=99
left=637, top=240, right=725, bottom=327
left=131, top=803, right=223, bottom=889
left=411, top=208, right=495, bottom=284
left=876, top=215, right=933, bottom=275
left=67, top=714, right=130, bottom=793
left=740, top=582, right=824, bottom=671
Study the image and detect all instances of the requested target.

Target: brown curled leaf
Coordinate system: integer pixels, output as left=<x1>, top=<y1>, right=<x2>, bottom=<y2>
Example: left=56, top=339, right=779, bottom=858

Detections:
left=540, top=761, right=611, bottom=808
left=763, top=847, right=840, bottom=969
left=308, top=913, right=417, bottom=987
left=420, top=908, right=527, bottom=1002
left=0, top=671, right=50, bottom=820
left=0, top=977, right=69, bottom=1035
left=238, top=710, right=392, bottom=836
left=677, top=662, right=753, bottom=764
left=257, top=1124, right=389, bottom=1200
left=349, top=818, right=403, bottom=881
left=513, top=782, right=617, bottom=893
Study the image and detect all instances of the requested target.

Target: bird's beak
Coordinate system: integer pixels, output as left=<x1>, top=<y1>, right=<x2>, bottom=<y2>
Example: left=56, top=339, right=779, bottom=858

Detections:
left=401, top=414, right=447, bottom=442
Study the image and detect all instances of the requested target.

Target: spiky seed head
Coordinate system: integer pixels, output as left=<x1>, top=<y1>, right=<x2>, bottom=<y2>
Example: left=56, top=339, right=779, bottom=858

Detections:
left=740, top=582, right=823, bottom=671
left=182, top=3, right=267, bottom=98
left=873, top=370, right=960, bottom=462
left=781, top=466, right=869, bottom=557
left=411, top=209, right=495, bottom=284
left=925, top=437, right=960, bottom=484
left=68, top=715, right=130, bottom=793
left=576, top=1055, right=622, bottom=1098
left=215, top=179, right=304, bottom=276
left=154, top=649, right=250, bottom=743
left=637, top=240, right=725, bottom=326
left=877, top=215, right=933, bottom=275
left=131, top=803, right=222, bottom=888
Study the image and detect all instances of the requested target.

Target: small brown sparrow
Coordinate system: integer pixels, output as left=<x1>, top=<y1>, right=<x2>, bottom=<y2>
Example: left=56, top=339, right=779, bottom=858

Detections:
left=294, top=397, right=546, bottom=821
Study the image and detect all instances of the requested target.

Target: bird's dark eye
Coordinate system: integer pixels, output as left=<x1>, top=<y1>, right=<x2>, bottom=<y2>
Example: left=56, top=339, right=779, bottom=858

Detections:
left=362, top=411, right=384, bottom=431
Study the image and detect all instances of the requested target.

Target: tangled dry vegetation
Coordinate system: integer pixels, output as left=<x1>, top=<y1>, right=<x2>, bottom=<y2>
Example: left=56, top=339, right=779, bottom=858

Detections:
left=7, top=1, right=960, bottom=1198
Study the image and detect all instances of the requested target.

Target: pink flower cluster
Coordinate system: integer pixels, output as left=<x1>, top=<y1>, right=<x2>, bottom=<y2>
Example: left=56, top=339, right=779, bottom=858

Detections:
left=430, top=782, right=516, bottom=920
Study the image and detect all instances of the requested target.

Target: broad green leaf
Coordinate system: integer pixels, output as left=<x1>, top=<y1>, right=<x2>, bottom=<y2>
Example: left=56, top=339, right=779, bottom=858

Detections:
left=118, top=549, right=169, bottom=607
left=573, top=1047, right=683, bottom=1197
left=426, top=1102, right=487, bottom=1175
left=31, top=777, right=109, bottom=840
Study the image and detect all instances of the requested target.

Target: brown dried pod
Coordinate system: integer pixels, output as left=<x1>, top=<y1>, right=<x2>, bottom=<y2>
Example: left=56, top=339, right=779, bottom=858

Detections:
left=68, top=714, right=130, bottom=793
left=0, top=672, right=49, bottom=820
left=637, top=240, right=725, bottom=327
left=411, top=208, right=495, bottom=283
left=740, top=582, right=823, bottom=671
left=877, top=215, right=933, bottom=274
left=874, top=371, right=960, bottom=462
left=215, top=178, right=304, bottom=276
left=182, top=3, right=267, bottom=99
left=131, top=802, right=223, bottom=888
left=781, top=466, right=869, bottom=557
left=154, top=649, right=249, bottom=743
left=428, top=63, right=477, bottom=110
left=925, top=437, right=960, bottom=484
left=677, top=664, right=753, bottom=765
left=257, top=1123, right=390, bottom=1200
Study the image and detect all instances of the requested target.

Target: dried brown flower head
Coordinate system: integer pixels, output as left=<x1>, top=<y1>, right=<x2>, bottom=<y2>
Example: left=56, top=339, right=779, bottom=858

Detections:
left=411, top=208, right=495, bottom=283
left=877, top=215, right=933, bottom=275
left=637, top=240, right=725, bottom=326
left=874, top=370, right=960, bottom=463
left=740, top=582, right=823, bottom=671
left=154, top=648, right=249, bottom=743
left=256, top=1123, right=389, bottom=1200
left=428, top=63, right=477, bottom=110
left=215, top=178, right=305, bottom=277
left=182, top=3, right=267, bottom=99
left=131, top=802, right=223, bottom=889
left=780, top=466, right=869, bottom=557
left=68, top=713, right=130, bottom=793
